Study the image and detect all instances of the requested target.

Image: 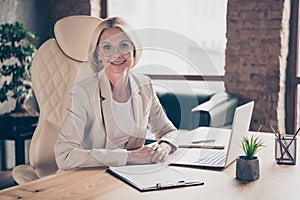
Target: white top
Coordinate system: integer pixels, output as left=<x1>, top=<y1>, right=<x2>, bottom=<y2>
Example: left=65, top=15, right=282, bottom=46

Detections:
left=111, top=96, right=135, bottom=148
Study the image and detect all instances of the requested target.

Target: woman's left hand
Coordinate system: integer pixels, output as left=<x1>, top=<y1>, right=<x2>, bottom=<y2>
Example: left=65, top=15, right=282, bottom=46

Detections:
left=150, top=142, right=172, bottom=163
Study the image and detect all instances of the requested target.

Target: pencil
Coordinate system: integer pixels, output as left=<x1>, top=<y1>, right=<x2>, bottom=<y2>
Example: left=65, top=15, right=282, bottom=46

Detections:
left=178, top=144, right=225, bottom=149
left=191, top=139, right=215, bottom=144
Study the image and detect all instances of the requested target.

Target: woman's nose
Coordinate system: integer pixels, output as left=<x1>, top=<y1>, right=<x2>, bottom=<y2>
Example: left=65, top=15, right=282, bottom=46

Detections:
left=111, top=47, right=122, bottom=57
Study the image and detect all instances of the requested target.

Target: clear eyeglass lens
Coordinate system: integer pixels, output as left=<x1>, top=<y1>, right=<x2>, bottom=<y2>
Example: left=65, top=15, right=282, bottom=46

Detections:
left=100, top=41, right=133, bottom=57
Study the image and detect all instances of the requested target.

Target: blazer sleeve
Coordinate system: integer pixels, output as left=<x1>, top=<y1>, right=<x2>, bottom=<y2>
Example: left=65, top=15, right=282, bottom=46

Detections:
left=54, top=84, right=128, bottom=171
left=146, top=79, right=178, bottom=153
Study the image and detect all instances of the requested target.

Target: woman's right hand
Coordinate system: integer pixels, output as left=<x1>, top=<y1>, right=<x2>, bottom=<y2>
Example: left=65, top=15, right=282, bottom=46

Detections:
left=127, top=146, right=157, bottom=165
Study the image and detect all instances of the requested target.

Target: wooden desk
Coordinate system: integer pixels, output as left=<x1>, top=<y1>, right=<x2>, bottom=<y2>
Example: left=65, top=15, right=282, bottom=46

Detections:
left=0, top=132, right=300, bottom=199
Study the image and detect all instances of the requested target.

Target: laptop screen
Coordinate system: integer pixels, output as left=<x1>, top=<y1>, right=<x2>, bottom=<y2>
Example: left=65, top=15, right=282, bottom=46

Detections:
left=225, top=101, right=254, bottom=167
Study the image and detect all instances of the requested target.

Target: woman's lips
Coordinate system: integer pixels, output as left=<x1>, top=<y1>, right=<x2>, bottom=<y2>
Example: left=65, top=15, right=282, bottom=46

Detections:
left=110, top=60, right=126, bottom=66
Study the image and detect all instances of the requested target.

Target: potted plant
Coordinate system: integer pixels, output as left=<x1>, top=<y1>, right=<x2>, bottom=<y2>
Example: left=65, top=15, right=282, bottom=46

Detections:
left=0, top=22, right=38, bottom=115
left=236, top=134, right=264, bottom=181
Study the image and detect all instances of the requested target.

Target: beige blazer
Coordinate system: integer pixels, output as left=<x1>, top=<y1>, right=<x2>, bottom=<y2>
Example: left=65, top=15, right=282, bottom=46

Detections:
left=54, top=70, right=177, bottom=170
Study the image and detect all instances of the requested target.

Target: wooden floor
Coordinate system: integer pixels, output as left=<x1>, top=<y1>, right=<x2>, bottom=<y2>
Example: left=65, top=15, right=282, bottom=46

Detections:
left=0, top=170, right=17, bottom=190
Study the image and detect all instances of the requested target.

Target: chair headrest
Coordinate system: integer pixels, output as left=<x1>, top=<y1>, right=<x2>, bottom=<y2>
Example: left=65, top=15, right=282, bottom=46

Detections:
left=54, top=15, right=103, bottom=62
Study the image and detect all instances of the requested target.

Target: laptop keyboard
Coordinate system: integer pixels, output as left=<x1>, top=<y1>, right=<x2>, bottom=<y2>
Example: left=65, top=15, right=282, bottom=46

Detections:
left=195, top=150, right=226, bottom=165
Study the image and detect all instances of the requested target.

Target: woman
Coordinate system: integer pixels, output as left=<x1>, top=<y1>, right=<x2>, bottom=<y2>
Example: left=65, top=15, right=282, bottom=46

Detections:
left=54, top=17, right=177, bottom=170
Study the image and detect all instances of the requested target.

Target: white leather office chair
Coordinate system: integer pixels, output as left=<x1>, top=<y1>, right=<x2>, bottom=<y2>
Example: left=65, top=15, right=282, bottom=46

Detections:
left=12, top=15, right=103, bottom=184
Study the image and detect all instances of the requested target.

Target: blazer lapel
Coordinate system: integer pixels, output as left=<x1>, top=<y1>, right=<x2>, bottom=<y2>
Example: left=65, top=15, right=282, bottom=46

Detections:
left=131, top=75, right=142, bottom=129
left=98, top=72, right=115, bottom=149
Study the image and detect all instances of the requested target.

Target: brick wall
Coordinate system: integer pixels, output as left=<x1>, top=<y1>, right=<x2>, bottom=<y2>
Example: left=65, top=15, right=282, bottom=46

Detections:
left=224, top=0, right=291, bottom=132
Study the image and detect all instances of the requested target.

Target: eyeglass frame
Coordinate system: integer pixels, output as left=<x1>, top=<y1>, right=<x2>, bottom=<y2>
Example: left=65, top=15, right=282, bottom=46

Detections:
left=98, top=40, right=135, bottom=57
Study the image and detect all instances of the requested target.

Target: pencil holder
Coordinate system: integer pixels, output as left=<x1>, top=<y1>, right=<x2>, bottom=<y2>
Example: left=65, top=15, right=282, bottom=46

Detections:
left=275, top=136, right=297, bottom=165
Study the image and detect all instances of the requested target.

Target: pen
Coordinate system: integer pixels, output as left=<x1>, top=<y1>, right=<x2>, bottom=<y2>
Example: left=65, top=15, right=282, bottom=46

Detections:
left=270, top=125, right=280, bottom=138
left=270, top=125, right=286, bottom=160
left=192, top=139, right=215, bottom=144
left=283, top=127, right=300, bottom=150
left=156, top=180, right=204, bottom=189
left=291, top=127, right=300, bottom=140
left=178, top=144, right=225, bottom=149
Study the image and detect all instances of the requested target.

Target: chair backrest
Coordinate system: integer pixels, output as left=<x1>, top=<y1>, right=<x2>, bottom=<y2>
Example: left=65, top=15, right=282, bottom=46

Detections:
left=30, top=15, right=102, bottom=178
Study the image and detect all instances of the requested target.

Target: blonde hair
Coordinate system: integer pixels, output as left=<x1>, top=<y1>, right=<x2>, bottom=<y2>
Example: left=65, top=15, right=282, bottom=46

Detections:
left=89, top=17, right=142, bottom=73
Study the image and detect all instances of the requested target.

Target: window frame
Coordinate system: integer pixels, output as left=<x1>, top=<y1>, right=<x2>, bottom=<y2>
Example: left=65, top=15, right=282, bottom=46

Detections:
left=286, top=0, right=300, bottom=134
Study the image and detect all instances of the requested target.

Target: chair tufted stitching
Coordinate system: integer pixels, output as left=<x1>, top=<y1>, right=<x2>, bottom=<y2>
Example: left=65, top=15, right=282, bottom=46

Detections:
left=31, top=39, right=81, bottom=126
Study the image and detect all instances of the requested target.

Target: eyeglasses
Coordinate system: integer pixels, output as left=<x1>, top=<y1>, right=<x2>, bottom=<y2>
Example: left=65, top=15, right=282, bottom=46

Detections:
left=99, top=40, right=134, bottom=57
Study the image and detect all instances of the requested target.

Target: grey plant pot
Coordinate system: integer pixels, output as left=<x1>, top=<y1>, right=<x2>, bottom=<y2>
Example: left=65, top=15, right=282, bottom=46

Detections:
left=236, top=156, right=260, bottom=181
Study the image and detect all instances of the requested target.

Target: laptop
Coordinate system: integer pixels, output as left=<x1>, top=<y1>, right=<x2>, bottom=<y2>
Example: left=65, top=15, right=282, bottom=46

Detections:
left=170, top=101, right=254, bottom=169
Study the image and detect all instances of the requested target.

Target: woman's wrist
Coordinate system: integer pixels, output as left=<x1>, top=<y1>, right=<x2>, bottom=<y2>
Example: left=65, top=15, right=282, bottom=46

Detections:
left=126, top=151, right=132, bottom=164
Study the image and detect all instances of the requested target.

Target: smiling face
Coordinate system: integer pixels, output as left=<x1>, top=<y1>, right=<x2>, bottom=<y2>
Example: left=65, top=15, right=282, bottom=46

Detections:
left=97, top=27, right=134, bottom=78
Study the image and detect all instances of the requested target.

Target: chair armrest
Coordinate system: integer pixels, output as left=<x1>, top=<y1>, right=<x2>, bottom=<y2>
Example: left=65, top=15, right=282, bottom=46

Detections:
left=12, top=164, right=40, bottom=185
left=191, top=92, right=238, bottom=128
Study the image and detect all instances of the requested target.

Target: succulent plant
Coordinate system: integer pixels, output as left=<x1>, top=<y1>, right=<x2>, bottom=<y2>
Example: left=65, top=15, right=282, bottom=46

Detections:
left=241, top=135, right=264, bottom=160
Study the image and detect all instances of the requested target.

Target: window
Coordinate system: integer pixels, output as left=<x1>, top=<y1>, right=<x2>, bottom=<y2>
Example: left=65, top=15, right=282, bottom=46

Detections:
left=108, top=0, right=227, bottom=77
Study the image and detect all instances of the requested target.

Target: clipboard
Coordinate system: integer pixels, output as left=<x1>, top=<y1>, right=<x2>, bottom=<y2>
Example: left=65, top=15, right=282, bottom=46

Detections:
left=107, top=163, right=204, bottom=192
